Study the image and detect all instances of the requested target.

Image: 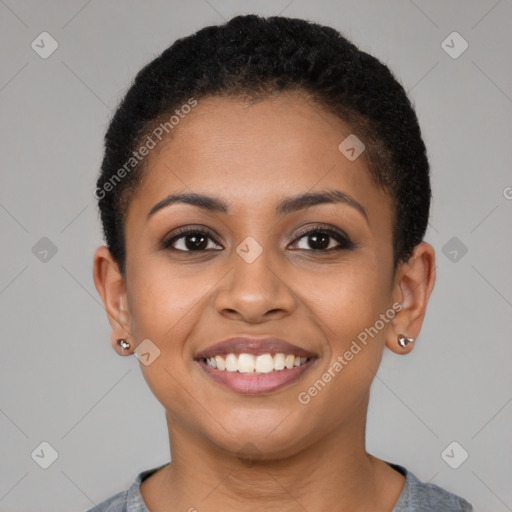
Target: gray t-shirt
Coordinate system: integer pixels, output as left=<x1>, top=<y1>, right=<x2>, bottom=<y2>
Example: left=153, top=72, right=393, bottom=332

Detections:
left=86, top=461, right=473, bottom=511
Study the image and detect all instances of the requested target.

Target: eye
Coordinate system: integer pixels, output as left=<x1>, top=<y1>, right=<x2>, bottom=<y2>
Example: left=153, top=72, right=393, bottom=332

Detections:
left=162, top=224, right=355, bottom=253
left=290, top=225, right=355, bottom=251
left=162, top=227, right=223, bottom=252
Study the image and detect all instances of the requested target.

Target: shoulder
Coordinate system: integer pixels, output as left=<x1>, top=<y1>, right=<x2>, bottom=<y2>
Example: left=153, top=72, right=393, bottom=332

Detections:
left=85, top=464, right=169, bottom=512
left=390, top=463, right=474, bottom=512
left=85, top=489, right=128, bottom=512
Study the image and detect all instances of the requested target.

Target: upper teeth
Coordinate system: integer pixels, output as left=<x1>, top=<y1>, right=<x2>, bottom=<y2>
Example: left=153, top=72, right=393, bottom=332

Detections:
left=204, top=353, right=309, bottom=373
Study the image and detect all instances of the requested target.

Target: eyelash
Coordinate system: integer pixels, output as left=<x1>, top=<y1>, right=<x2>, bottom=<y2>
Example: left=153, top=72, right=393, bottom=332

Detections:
left=161, top=224, right=356, bottom=253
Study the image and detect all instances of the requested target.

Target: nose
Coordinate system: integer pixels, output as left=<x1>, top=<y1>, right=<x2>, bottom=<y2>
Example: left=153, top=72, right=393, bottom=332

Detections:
left=214, top=243, right=296, bottom=324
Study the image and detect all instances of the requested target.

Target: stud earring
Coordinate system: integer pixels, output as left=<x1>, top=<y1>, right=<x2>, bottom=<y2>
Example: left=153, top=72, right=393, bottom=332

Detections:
left=117, top=338, right=131, bottom=351
left=397, top=334, right=415, bottom=348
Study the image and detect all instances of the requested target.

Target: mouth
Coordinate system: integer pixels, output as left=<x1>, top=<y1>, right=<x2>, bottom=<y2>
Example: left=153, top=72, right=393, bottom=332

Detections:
left=193, top=337, right=318, bottom=394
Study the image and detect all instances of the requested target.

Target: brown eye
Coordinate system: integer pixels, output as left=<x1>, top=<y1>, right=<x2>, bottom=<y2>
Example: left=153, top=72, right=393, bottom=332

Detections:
left=290, top=226, right=355, bottom=252
left=162, top=228, right=222, bottom=252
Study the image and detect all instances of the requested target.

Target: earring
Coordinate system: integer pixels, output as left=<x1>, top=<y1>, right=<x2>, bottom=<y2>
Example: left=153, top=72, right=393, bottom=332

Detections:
left=117, top=338, right=131, bottom=351
left=397, top=334, right=415, bottom=348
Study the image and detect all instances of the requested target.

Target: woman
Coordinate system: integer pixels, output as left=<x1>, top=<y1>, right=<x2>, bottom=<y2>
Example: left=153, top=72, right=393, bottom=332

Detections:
left=89, top=14, right=473, bottom=511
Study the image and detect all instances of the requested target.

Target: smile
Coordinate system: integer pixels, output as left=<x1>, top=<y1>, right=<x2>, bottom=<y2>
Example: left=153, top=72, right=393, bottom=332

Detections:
left=202, top=353, right=310, bottom=373
left=196, top=353, right=317, bottom=394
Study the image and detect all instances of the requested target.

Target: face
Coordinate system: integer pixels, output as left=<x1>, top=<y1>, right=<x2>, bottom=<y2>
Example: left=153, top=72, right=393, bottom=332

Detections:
left=105, top=93, right=408, bottom=459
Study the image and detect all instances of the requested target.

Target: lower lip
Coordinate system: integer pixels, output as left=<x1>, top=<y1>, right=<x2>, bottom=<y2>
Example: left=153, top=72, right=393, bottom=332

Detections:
left=196, top=358, right=317, bottom=394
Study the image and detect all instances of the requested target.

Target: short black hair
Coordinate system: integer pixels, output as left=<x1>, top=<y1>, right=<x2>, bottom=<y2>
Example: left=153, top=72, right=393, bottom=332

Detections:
left=96, top=14, right=431, bottom=276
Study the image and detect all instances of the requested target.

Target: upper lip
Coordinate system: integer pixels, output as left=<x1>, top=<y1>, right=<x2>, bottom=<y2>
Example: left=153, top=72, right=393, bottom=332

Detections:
left=194, top=337, right=317, bottom=360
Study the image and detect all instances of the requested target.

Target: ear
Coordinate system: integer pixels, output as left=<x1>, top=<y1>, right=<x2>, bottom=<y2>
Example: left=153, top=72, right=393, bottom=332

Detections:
left=385, top=242, right=436, bottom=355
left=93, top=245, right=133, bottom=356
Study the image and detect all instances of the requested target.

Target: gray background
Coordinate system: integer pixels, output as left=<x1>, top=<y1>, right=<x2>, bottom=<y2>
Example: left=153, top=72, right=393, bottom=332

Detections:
left=1, top=0, right=511, bottom=510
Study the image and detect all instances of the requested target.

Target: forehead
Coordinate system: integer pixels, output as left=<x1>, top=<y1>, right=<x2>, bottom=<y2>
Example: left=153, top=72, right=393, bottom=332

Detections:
left=126, top=93, right=392, bottom=227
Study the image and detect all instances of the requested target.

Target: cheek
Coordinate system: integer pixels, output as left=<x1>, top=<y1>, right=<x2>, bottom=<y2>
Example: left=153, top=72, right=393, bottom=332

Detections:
left=293, top=267, right=390, bottom=425
left=302, top=262, right=392, bottom=338
left=299, top=261, right=392, bottom=396
left=124, top=266, right=204, bottom=409
left=126, top=265, right=208, bottom=415
left=127, top=261, right=206, bottom=341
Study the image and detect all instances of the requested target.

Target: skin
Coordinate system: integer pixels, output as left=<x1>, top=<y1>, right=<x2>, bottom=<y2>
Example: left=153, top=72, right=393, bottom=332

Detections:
left=93, top=92, right=436, bottom=511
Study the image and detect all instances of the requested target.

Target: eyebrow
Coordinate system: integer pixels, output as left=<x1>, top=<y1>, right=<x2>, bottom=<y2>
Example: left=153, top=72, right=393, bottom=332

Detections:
left=146, top=189, right=368, bottom=223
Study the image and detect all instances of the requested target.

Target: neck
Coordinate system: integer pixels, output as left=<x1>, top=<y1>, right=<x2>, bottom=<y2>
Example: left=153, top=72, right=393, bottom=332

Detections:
left=142, top=392, right=403, bottom=511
